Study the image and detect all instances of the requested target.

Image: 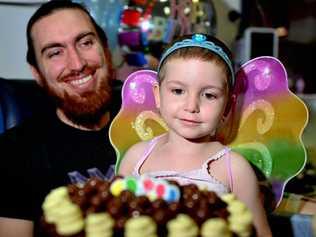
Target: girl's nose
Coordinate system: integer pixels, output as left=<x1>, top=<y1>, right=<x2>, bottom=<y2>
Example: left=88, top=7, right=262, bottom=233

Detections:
left=184, top=94, right=200, bottom=113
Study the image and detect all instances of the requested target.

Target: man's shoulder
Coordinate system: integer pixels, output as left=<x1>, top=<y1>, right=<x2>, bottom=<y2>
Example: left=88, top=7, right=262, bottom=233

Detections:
left=0, top=113, right=55, bottom=143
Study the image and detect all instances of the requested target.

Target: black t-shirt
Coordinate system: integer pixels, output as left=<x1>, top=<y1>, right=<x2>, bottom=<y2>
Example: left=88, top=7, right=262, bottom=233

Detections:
left=0, top=108, right=118, bottom=236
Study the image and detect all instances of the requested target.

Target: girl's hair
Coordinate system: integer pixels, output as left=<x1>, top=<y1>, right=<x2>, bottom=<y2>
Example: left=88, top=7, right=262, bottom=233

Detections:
left=157, top=34, right=235, bottom=92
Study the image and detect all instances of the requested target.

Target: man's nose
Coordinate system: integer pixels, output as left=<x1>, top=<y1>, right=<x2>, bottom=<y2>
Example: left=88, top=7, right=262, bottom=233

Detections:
left=184, top=94, right=200, bottom=113
left=67, top=47, right=86, bottom=72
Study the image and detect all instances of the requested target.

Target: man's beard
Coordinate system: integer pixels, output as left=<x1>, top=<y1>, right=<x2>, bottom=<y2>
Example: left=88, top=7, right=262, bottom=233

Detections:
left=62, top=81, right=112, bottom=128
left=43, top=76, right=113, bottom=129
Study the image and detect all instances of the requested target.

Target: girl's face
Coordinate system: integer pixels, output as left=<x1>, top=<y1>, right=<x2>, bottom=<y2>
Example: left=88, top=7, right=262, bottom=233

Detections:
left=155, top=58, right=229, bottom=141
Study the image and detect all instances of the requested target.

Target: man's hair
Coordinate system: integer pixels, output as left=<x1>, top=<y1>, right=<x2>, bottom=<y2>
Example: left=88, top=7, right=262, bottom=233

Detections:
left=26, top=0, right=108, bottom=69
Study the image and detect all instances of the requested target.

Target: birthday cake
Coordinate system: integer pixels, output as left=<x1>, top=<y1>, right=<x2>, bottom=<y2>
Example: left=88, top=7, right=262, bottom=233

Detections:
left=41, top=176, right=253, bottom=237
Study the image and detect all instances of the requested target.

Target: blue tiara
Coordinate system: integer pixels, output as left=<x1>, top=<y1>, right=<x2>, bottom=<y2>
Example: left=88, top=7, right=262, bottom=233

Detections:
left=158, top=34, right=235, bottom=87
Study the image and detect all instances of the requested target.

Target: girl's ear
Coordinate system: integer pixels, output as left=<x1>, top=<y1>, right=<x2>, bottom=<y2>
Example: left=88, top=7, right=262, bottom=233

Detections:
left=153, top=84, right=161, bottom=109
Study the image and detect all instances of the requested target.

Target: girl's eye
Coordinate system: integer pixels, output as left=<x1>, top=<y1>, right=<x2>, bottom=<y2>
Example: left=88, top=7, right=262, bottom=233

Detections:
left=171, top=88, right=184, bottom=95
left=203, top=92, right=216, bottom=100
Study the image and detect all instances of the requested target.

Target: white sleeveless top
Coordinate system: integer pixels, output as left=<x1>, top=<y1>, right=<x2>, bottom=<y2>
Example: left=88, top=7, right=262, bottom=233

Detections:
left=132, top=135, right=234, bottom=196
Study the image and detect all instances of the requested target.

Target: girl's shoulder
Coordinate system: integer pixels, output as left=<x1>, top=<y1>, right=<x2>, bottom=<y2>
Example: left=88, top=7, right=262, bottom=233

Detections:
left=228, top=149, right=246, bottom=160
left=228, top=150, right=258, bottom=181
left=130, top=139, right=150, bottom=149
left=126, top=134, right=166, bottom=159
left=229, top=150, right=251, bottom=169
left=118, top=140, right=151, bottom=175
left=124, top=140, right=150, bottom=159
left=229, top=150, right=252, bottom=167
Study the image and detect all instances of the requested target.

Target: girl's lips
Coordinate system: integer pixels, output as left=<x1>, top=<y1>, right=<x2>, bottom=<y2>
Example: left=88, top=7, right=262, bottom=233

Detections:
left=179, top=118, right=201, bottom=126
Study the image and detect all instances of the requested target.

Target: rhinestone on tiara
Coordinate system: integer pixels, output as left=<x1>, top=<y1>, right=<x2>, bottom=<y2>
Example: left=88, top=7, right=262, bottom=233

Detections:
left=157, top=33, right=235, bottom=87
left=192, top=33, right=207, bottom=42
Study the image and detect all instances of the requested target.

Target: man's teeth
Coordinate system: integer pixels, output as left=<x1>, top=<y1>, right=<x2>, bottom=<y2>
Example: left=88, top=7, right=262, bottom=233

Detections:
left=70, top=75, right=92, bottom=85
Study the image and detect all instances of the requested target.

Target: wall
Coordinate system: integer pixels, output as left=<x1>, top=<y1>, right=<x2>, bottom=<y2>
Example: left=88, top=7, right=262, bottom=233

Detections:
left=0, top=3, right=41, bottom=79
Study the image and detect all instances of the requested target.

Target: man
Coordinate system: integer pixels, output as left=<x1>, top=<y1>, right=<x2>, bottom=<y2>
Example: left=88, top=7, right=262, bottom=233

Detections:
left=0, top=1, right=120, bottom=236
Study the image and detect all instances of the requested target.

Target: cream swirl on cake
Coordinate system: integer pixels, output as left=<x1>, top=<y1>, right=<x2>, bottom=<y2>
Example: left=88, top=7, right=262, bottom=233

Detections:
left=41, top=175, right=254, bottom=237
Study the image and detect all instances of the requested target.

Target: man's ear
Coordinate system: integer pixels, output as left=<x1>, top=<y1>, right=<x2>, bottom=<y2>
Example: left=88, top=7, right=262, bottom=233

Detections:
left=29, top=65, right=44, bottom=87
left=153, top=83, right=160, bottom=109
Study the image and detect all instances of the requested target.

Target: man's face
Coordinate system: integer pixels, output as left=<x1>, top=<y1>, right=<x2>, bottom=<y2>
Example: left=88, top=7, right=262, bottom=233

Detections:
left=30, top=9, right=112, bottom=127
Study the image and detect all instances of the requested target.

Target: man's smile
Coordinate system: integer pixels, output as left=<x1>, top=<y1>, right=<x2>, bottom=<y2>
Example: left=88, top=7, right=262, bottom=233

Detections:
left=69, top=75, right=92, bottom=86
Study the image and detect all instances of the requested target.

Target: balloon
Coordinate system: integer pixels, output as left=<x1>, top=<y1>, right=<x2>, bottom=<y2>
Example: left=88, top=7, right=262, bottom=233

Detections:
left=117, top=0, right=217, bottom=67
left=74, top=1, right=217, bottom=73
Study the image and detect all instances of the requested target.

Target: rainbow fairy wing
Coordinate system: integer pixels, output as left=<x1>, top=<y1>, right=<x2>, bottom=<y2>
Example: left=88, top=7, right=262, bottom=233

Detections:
left=109, top=57, right=309, bottom=207
left=109, top=70, right=168, bottom=173
left=225, top=56, right=308, bottom=206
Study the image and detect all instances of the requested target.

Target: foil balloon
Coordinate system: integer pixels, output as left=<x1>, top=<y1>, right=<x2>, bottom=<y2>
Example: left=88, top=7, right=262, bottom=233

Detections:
left=117, top=0, right=217, bottom=67
left=109, top=56, right=308, bottom=208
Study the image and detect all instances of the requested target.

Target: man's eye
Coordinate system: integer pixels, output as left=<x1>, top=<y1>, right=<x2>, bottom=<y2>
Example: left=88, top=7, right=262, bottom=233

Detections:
left=171, top=88, right=184, bottom=95
left=47, top=49, right=61, bottom=58
left=80, top=39, right=93, bottom=48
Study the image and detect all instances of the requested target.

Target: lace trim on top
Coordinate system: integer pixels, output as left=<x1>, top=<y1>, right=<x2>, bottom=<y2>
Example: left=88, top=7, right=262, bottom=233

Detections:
left=132, top=136, right=232, bottom=196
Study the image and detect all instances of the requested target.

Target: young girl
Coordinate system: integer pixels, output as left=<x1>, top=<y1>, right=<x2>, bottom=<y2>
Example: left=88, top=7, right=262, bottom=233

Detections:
left=118, top=33, right=272, bottom=237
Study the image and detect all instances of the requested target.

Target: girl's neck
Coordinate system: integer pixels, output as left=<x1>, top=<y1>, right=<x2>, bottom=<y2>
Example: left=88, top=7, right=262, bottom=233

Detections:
left=163, top=132, right=221, bottom=155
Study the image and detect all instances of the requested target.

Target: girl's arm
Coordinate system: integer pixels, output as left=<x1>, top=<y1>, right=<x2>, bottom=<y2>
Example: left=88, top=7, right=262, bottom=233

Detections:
left=230, top=152, right=272, bottom=237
